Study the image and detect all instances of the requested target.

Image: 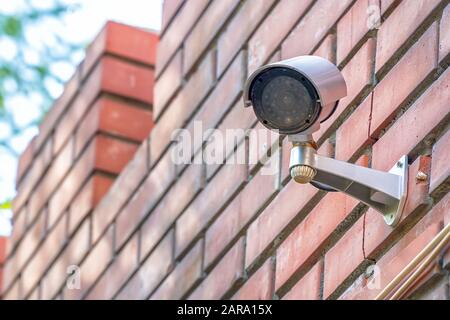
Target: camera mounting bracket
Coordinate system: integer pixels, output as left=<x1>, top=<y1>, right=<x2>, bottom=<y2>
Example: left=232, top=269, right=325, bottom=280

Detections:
left=290, top=144, right=408, bottom=226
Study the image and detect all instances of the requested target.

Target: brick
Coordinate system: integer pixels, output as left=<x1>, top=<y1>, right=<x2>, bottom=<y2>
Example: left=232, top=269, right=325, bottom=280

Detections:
left=82, top=21, right=158, bottom=77
left=440, top=4, right=450, bottom=62
left=34, top=69, right=80, bottom=154
left=248, top=123, right=279, bottom=172
left=41, top=218, right=90, bottom=299
left=313, top=34, right=336, bottom=63
left=205, top=99, right=256, bottom=179
left=47, top=140, right=96, bottom=228
left=154, top=50, right=182, bottom=119
left=20, top=213, right=67, bottom=296
left=115, top=149, right=175, bottom=249
left=156, top=0, right=209, bottom=76
left=376, top=0, right=441, bottom=73
left=335, top=93, right=373, bottom=161
left=217, top=0, right=275, bottom=76
left=281, top=0, right=352, bottom=59
left=323, top=217, right=365, bottom=299
left=313, top=39, right=375, bottom=141
left=92, top=139, right=148, bottom=242
left=430, top=129, right=450, bottom=194
left=28, top=137, right=74, bottom=223
left=10, top=207, right=27, bottom=253
left=176, top=146, right=247, bottom=256
left=140, top=156, right=203, bottom=259
left=162, top=0, right=184, bottom=30
left=283, top=260, right=323, bottom=300
left=183, top=0, right=240, bottom=75
left=246, top=180, right=318, bottom=268
left=151, top=52, right=215, bottom=164
left=371, top=23, right=439, bottom=138
left=75, top=96, right=153, bottom=156
left=69, top=174, right=113, bottom=234
left=190, top=237, right=244, bottom=300
left=232, top=258, right=274, bottom=300
left=150, top=239, right=203, bottom=300
left=116, top=230, right=173, bottom=299
left=86, top=234, right=139, bottom=299
left=380, top=0, right=398, bottom=15
left=372, top=67, right=450, bottom=171
left=16, top=136, right=35, bottom=185
left=275, top=192, right=358, bottom=290
left=248, top=0, right=313, bottom=75
left=363, top=156, right=432, bottom=258
left=13, top=136, right=52, bottom=215
left=205, top=168, right=277, bottom=268
left=336, top=0, right=379, bottom=64
left=94, top=135, right=138, bottom=175
left=3, top=279, right=21, bottom=300
left=342, top=222, right=442, bottom=300
left=64, top=226, right=113, bottom=300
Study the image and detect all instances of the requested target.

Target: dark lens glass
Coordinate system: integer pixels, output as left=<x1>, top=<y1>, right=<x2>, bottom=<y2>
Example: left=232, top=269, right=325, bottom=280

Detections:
left=261, top=75, right=315, bottom=130
left=250, top=67, right=319, bottom=134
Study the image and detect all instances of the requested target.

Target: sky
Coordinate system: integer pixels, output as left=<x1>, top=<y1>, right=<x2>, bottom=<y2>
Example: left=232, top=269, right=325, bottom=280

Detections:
left=0, top=0, right=163, bottom=236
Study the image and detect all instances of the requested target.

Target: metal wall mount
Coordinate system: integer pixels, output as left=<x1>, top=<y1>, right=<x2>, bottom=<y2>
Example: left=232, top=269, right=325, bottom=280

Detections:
left=290, top=144, right=408, bottom=226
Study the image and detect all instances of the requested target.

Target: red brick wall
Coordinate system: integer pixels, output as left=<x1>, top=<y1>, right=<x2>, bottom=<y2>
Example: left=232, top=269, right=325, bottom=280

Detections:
left=2, top=0, right=450, bottom=300
left=0, top=22, right=157, bottom=299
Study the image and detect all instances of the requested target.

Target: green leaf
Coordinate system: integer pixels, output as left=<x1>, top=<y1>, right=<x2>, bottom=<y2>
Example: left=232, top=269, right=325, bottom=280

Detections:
left=2, top=16, right=22, bottom=37
left=0, top=200, right=12, bottom=210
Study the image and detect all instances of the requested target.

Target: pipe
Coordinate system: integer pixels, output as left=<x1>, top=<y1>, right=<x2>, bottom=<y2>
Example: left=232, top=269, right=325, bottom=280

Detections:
left=375, top=223, right=450, bottom=300
left=389, top=230, right=450, bottom=300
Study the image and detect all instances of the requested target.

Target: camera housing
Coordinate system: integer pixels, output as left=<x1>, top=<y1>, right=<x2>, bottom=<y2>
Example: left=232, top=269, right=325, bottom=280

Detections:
left=243, top=55, right=408, bottom=227
left=243, top=55, right=347, bottom=135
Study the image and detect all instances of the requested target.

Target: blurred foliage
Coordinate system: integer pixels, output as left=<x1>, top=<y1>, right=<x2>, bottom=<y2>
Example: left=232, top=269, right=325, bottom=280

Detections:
left=0, top=0, right=81, bottom=156
left=0, top=199, right=11, bottom=210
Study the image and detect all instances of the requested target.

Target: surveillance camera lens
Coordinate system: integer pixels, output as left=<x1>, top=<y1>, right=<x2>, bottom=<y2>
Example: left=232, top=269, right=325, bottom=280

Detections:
left=249, top=67, right=320, bottom=134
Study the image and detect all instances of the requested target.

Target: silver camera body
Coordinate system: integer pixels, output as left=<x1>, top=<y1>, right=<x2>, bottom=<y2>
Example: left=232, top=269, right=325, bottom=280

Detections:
left=243, top=55, right=347, bottom=137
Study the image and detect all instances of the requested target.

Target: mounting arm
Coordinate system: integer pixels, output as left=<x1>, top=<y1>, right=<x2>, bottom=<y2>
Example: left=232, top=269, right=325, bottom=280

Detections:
left=289, top=144, right=408, bottom=226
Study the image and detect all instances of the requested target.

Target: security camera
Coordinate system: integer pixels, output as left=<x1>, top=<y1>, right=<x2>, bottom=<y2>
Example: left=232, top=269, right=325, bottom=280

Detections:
left=243, top=56, right=409, bottom=227
left=243, top=55, right=347, bottom=136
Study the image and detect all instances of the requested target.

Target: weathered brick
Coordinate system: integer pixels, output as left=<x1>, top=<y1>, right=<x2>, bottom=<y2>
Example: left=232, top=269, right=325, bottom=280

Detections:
left=140, top=156, right=203, bottom=259
left=335, top=93, right=373, bottom=161
left=183, top=0, right=240, bottom=75
left=94, top=135, right=138, bottom=175
left=275, top=192, right=358, bottom=291
left=75, top=96, right=153, bottom=156
left=314, top=39, right=375, bottom=141
left=151, top=52, right=215, bottom=164
left=371, top=23, right=439, bottom=139
left=248, top=0, right=313, bottom=75
left=283, top=260, right=323, bottom=300
left=116, top=230, right=173, bottom=299
left=281, top=0, right=352, bottom=59
left=82, top=21, right=158, bottom=77
left=205, top=168, right=277, bottom=268
left=176, top=145, right=247, bottom=256
left=64, top=226, right=113, bottom=300
left=150, top=239, right=203, bottom=300
left=190, top=237, right=245, bottom=300
left=440, top=4, right=450, bottom=62
left=313, top=34, right=336, bottom=63
left=16, top=137, right=35, bottom=185
left=430, top=129, right=450, bottom=194
left=156, top=0, right=209, bottom=76
left=162, top=0, right=184, bottom=31
left=372, top=67, right=449, bottom=171
left=376, top=0, right=441, bottom=73
left=246, top=180, right=318, bottom=269
left=336, top=0, right=379, bottom=64
left=115, top=149, right=175, bottom=249
left=69, top=174, right=114, bottom=235
left=232, top=257, right=274, bottom=300
left=217, top=0, right=275, bottom=76
left=154, top=50, right=182, bottom=119
left=86, top=234, right=139, bottom=299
